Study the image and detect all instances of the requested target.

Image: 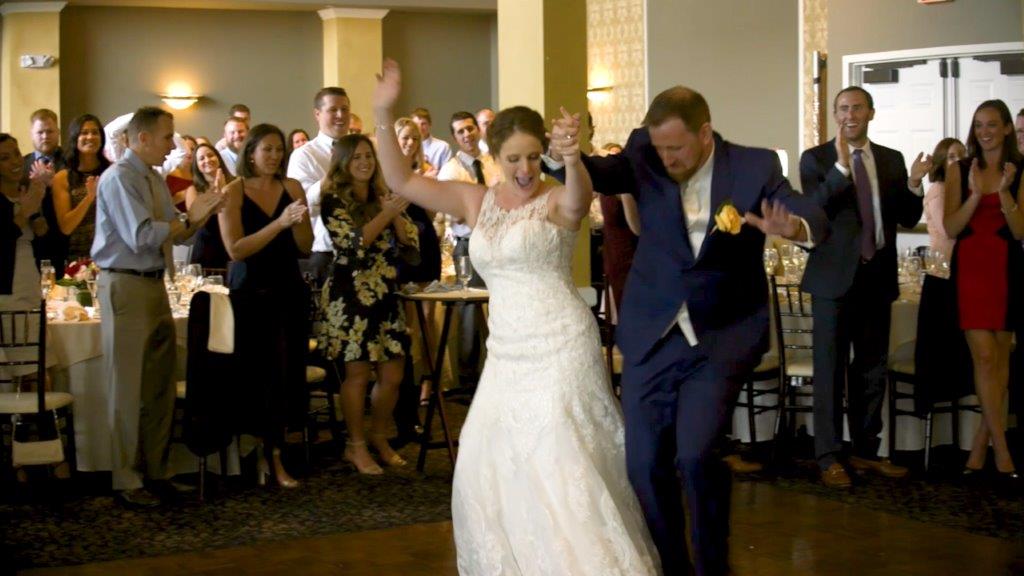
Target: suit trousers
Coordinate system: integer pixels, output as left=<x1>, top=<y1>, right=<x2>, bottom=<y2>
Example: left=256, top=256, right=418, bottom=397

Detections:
left=99, top=272, right=177, bottom=490
left=811, top=257, right=891, bottom=468
left=622, top=326, right=745, bottom=576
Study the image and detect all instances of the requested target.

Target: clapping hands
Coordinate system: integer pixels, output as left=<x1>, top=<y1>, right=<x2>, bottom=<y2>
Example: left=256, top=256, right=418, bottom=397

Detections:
left=909, top=152, right=931, bottom=185
left=188, top=189, right=227, bottom=226
left=382, top=193, right=410, bottom=218
left=275, top=199, right=308, bottom=230
left=29, top=159, right=55, bottom=186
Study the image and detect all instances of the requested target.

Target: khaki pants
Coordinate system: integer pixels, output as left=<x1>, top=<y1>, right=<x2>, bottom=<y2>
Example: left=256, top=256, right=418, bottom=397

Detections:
left=98, top=272, right=177, bottom=490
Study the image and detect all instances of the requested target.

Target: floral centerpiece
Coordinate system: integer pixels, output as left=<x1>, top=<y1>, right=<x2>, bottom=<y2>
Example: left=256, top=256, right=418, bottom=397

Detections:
left=56, top=258, right=99, bottom=306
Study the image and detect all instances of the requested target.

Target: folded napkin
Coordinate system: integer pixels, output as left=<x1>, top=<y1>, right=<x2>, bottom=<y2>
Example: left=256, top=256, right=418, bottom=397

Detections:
left=47, top=301, right=90, bottom=322
left=199, top=285, right=234, bottom=354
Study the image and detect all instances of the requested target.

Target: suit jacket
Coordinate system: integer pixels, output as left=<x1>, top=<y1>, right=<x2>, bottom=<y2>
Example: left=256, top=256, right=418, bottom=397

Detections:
left=799, top=140, right=922, bottom=302
left=583, top=131, right=828, bottom=367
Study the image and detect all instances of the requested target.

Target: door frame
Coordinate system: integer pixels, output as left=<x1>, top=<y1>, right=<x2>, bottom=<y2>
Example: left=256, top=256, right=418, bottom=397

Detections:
left=842, top=41, right=1024, bottom=86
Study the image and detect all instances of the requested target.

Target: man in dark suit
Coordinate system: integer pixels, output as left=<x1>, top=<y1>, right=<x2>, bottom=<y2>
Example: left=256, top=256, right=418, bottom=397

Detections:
left=554, top=87, right=827, bottom=576
left=800, top=86, right=931, bottom=488
left=22, top=108, right=68, bottom=274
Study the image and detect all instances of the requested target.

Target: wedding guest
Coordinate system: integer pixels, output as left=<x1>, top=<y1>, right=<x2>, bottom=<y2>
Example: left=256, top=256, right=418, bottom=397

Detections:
left=52, top=114, right=111, bottom=261
left=944, top=99, right=1024, bottom=479
left=218, top=117, right=248, bottom=175
left=317, top=134, right=419, bottom=474
left=215, top=103, right=251, bottom=151
left=92, top=107, right=223, bottom=507
left=220, top=124, right=312, bottom=488
left=288, top=129, right=310, bottom=156
left=411, top=107, right=452, bottom=169
left=164, top=135, right=196, bottom=211
left=1, top=134, right=46, bottom=310
left=184, top=143, right=232, bottom=270
left=914, top=137, right=972, bottom=421
left=349, top=113, right=364, bottom=135
left=287, top=86, right=351, bottom=284
left=394, top=117, right=442, bottom=411
left=800, top=86, right=930, bottom=488
left=23, top=109, right=66, bottom=274
left=1015, top=108, right=1023, bottom=153
left=476, top=107, right=495, bottom=154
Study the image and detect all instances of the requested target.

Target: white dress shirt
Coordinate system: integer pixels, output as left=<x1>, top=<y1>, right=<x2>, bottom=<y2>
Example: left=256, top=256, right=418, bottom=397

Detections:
left=422, top=135, right=453, bottom=170
left=220, top=147, right=239, bottom=176
left=437, top=150, right=502, bottom=238
left=286, top=131, right=335, bottom=253
left=833, top=140, right=924, bottom=250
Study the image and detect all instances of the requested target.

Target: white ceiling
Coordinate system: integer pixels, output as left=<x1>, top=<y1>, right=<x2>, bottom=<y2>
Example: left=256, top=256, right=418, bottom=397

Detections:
left=0, top=0, right=496, bottom=13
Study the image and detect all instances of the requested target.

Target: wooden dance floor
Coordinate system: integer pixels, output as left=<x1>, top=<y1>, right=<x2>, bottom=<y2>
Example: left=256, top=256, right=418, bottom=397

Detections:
left=22, top=481, right=1022, bottom=575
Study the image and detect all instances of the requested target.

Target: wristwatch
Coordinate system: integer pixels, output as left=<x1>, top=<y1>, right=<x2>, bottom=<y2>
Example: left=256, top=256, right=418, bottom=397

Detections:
left=177, top=212, right=190, bottom=227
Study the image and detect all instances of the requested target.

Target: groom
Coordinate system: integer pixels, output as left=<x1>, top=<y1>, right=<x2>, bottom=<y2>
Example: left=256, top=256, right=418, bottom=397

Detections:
left=553, top=88, right=827, bottom=575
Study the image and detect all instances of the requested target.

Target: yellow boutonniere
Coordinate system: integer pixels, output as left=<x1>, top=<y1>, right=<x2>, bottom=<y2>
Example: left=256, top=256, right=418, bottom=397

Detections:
left=712, top=200, right=743, bottom=235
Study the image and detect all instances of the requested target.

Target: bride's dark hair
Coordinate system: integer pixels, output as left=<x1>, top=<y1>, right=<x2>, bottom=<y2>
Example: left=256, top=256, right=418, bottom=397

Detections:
left=487, top=106, right=548, bottom=157
left=323, top=134, right=389, bottom=205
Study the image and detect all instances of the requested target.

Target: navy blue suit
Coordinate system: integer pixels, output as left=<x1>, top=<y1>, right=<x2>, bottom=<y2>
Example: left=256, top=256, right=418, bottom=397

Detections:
left=582, top=131, right=827, bottom=575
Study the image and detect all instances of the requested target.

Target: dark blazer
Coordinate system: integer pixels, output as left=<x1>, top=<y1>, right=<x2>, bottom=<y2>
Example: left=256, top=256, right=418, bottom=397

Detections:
left=583, top=131, right=828, bottom=367
left=799, top=140, right=922, bottom=302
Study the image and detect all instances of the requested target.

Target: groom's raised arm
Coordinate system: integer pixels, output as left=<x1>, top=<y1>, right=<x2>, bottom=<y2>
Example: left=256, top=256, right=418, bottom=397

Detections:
left=544, top=151, right=637, bottom=197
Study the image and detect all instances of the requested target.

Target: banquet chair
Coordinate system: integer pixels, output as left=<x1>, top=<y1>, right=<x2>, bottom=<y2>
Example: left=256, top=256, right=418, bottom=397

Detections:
left=770, top=277, right=816, bottom=463
left=735, top=282, right=783, bottom=446
left=305, top=278, right=344, bottom=461
left=0, top=303, right=76, bottom=489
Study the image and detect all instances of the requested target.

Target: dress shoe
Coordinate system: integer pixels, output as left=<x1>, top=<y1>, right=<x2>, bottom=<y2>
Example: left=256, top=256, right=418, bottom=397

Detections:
left=117, top=488, right=162, bottom=509
left=723, top=454, right=763, bottom=474
left=848, top=455, right=908, bottom=478
left=821, top=463, right=852, bottom=489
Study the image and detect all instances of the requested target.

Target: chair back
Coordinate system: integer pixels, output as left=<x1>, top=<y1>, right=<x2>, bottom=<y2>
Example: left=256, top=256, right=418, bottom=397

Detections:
left=770, top=277, right=814, bottom=375
left=0, top=302, right=47, bottom=414
left=888, top=298, right=919, bottom=366
left=182, top=291, right=236, bottom=456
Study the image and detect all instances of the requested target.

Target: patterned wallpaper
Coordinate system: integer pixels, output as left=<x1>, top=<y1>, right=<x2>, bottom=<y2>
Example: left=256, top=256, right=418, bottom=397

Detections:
left=586, top=0, right=646, bottom=151
left=802, top=0, right=828, bottom=150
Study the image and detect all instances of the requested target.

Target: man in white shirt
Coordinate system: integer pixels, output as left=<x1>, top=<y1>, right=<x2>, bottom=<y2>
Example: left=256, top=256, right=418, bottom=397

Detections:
left=287, top=86, right=351, bottom=283
left=475, top=108, right=495, bottom=154
left=215, top=104, right=251, bottom=151
left=412, top=107, right=452, bottom=169
left=218, top=117, right=248, bottom=175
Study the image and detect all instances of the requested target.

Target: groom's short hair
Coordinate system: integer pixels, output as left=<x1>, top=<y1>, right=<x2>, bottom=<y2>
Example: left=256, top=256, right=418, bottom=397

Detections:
left=642, top=86, right=711, bottom=133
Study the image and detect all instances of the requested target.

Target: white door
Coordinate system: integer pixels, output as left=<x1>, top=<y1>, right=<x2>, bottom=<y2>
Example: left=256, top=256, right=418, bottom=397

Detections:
left=956, top=56, right=1024, bottom=143
left=864, top=59, right=946, bottom=185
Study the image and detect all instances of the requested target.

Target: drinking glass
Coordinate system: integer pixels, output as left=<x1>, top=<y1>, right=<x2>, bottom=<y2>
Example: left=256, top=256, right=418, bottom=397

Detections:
left=39, top=260, right=55, bottom=300
left=204, top=275, right=224, bottom=287
left=763, top=248, right=779, bottom=276
left=457, top=256, right=472, bottom=290
left=174, top=260, right=186, bottom=278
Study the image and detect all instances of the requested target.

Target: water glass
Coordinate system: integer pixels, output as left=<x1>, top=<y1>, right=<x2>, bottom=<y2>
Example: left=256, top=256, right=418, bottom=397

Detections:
left=457, top=256, right=472, bottom=290
left=763, top=248, right=779, bottom=276
left=39, top=260, right=55, bottom=300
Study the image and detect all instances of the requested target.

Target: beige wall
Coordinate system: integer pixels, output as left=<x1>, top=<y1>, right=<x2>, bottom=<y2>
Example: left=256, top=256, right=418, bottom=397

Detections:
left=2, top=10, right=62, bottom=146
left=381, top=10, right=494, bottom=140
left=60, top=6, right=322, bottom=141
left=827, top=0, right=1023, bottom=139
left=646, top=0, right=801, bottom=182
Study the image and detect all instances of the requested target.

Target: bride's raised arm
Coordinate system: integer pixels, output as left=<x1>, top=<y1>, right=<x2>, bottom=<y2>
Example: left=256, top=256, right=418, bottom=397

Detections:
left=373, top=59, right=484, bottom=225
left=547, top=107, right=594, bottom=229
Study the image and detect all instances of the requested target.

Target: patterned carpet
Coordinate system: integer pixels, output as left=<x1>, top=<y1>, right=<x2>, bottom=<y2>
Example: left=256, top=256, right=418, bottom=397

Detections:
left=4, top=404, right=1024, bottom=571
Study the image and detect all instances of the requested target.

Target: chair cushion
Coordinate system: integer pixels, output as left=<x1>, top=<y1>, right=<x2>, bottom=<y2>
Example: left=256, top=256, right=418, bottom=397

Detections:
left=176, top=381, right=187, bottom=400
left=785, top=357, right=813, bottom=378
left=0, top=391, right=74, bottom=414
left=753, top=354, right=780, bottom=374
left=306, top=365, right=327, bottom=384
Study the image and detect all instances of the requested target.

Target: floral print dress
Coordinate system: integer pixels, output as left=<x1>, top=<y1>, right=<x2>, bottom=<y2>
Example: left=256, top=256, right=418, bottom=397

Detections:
left=318, top=192, right=419, bottom=362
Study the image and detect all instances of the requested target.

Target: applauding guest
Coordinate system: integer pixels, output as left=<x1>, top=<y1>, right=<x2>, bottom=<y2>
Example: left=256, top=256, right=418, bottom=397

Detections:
left=1, top=134, right=47, bottom=310
left=185, top=143, right=232, bottom=271
left=220, top=124, right=313, bottom=489
left=52, top=114, right=111, bottom=261
left=164, top=135, right=197, bottom=211
left=317, top=134, right=419, bottom=475
left=944, top=99, right=1024, bottom=479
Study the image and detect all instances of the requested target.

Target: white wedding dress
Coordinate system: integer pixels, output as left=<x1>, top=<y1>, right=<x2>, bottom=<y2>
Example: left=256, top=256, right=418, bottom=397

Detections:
left=452, top=188, right=660, bottom=575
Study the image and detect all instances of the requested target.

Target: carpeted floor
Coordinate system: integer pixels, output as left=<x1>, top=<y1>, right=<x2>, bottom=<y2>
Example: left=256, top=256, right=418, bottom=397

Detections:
left=4, top=403, right=1024, bottom=572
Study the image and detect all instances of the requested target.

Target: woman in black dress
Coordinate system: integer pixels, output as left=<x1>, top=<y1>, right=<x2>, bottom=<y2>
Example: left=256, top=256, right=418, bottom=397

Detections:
left=185, top=143, right=232, bottom=271
left=219, top=124, right=313, bottom=488
left=318, top=134, right=419, bottom=474
left=51, top=114, right=110, bottom=261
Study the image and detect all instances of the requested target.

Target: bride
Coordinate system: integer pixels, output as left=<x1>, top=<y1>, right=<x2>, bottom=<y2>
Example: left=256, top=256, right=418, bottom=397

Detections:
left=373, top=59, right=660, bottom=575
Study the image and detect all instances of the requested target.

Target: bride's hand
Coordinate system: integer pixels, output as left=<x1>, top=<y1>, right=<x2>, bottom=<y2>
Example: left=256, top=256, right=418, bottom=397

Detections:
left=549, top=107, right=582, bottom=166
left=373, top=58, right=402, bottom=112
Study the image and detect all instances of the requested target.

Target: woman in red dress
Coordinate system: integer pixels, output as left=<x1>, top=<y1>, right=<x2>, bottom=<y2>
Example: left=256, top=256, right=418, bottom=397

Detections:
left=945, top=99, right=1024, bottom=478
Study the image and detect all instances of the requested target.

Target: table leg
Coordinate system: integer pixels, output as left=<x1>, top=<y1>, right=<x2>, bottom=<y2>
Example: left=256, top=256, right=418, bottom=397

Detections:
left=417, top=303, right=459, bottom=471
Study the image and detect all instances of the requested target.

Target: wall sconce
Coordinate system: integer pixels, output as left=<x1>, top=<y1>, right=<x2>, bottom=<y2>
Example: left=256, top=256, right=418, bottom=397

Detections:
left=160, top=81, right=201, bottom=110
left=586, top=86, right=613, bottom=103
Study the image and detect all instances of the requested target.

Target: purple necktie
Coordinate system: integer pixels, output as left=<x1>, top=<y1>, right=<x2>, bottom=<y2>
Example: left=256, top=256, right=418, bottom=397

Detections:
left=852, top=149, right=876, bottom=261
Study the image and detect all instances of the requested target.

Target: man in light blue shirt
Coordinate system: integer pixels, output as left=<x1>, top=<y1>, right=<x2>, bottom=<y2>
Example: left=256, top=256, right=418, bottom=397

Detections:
left=92, top=106, right=222, bottom=508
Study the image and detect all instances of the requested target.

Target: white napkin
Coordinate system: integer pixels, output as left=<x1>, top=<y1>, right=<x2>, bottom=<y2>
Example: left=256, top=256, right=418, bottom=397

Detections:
left=200, top=285, right=234, bottom=354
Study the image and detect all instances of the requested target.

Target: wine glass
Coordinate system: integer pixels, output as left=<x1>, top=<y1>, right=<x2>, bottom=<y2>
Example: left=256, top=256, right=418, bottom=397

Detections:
left=39, top=259, right=55, bottom=300
left=763, top=248, right=779, bottom=276
left=457, top=256, right=472, bottom=290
